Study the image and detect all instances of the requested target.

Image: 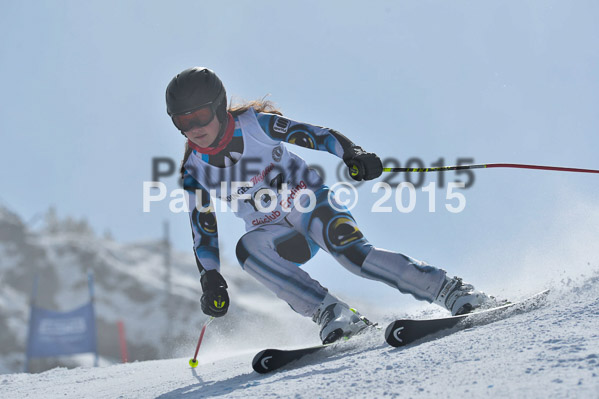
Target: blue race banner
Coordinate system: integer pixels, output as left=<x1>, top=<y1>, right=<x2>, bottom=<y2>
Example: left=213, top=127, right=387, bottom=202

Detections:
left=26, top=301, right=97, bottom=358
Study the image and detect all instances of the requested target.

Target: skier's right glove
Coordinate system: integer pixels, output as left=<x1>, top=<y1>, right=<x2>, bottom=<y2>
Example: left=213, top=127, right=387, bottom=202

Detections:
left=200, top=270, right=229, bottom=318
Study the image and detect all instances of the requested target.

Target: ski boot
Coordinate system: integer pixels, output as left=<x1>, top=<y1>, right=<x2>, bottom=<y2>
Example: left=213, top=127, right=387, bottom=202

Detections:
left=434, top=276, right=501, bottom=316
left=312, top=293, right=374, bottom=344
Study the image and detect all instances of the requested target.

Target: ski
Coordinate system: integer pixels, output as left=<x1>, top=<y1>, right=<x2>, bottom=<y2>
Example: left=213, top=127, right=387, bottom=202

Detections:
left=252, top=322, right=381, bottom=374
left=252, top=290, right=549, bottom=373
left=252, top=343, right=332, bottom=374
left=385, top=289, right=550, bottom=347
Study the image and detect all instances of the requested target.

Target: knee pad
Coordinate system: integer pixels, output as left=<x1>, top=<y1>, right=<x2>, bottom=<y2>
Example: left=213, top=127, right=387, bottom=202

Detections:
left=311, top=202, right=371, bottom=268
left=275, top=233, right=314, bottom=264
left=326, top=215, right=363, bottom=249
left=316, top=208, right=364, bottom=253
left=237, top=229, right=316, bottom=267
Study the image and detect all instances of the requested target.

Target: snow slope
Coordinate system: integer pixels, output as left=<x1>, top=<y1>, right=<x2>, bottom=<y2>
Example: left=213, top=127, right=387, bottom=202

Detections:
left=2, top=271, right=598, bottom=398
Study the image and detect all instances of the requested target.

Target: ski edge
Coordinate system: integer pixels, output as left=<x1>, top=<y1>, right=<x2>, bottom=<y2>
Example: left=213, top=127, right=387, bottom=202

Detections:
left=252, top=344, right=330, bottom=374
left=385, top=289, right=550, bottom=348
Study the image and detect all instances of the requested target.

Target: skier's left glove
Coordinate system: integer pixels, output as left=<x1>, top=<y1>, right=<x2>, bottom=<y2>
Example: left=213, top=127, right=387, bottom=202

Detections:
left=200, top=270, right=229, bottom=318
left=343, top=146, right=383, bottom=181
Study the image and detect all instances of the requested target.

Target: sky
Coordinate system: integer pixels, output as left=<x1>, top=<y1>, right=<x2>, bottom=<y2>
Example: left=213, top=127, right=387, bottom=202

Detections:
left=1, top=0, right=598, bottom=306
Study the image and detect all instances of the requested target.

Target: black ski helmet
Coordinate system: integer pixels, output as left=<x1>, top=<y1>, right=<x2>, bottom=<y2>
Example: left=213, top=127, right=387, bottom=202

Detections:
left=166, top=67, right=227, bottom=123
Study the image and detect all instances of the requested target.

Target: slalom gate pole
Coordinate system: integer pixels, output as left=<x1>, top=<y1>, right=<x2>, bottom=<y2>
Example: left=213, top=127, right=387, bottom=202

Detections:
left=189, top=316, right=214, bottom=368
left=382, top=163, right=599, bottom=174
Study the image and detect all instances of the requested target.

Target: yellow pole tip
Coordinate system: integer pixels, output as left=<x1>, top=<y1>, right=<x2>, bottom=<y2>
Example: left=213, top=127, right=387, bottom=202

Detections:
left=189, top=359, right=199, bottom=368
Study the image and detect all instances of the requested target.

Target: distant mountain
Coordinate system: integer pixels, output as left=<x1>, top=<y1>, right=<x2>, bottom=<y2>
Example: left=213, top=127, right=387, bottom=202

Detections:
left=0, top=206, right=317, bottom=374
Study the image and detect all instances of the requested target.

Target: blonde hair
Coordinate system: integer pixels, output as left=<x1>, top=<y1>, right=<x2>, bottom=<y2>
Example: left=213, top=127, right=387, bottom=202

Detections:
left=179, top=98, right=283, bottom=180
left=229, top=97, right=282, bottom=117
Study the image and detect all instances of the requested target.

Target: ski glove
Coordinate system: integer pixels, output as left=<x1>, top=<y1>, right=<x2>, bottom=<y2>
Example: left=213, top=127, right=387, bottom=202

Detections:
left=200, top=270, right=229, bottom=318
left=343, top=146, right=383, bottom=181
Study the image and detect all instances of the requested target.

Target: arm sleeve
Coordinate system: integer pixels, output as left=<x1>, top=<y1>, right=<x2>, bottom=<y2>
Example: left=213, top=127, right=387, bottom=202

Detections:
left=184, top=170, right=220, bottom=276
left=256, top=112, right=357, bottom=160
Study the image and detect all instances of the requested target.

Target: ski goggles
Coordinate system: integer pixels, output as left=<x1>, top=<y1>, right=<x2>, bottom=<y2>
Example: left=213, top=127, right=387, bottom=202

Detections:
left=170, top=91, right=225, bottom=132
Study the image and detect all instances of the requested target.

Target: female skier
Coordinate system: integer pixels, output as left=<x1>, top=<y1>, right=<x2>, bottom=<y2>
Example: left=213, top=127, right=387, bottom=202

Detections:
left=166, top=67, right=496, bottom=344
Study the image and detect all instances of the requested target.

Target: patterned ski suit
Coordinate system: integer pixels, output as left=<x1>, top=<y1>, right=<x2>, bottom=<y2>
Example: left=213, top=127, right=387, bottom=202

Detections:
left=183, top=108, right=446, bottom=317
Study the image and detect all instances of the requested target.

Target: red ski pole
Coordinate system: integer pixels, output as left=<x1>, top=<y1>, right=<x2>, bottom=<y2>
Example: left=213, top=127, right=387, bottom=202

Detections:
left=189, top=317, right=214, bottom=368
left=383, top=162, right=599, bottom=174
